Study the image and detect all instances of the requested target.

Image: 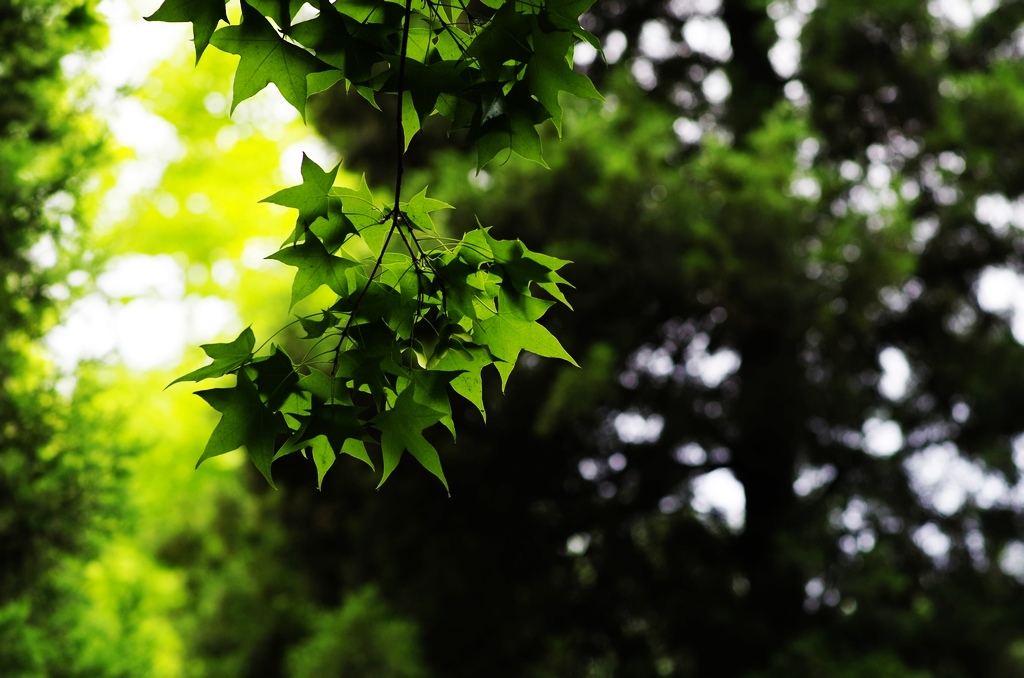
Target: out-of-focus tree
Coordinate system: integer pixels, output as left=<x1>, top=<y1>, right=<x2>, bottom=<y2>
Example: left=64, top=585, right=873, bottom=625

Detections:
left=0, top=0, right=116, bottom=671
left=285, top=585, right=427, bottom=678
left=0, top=2, right=292, bottom=674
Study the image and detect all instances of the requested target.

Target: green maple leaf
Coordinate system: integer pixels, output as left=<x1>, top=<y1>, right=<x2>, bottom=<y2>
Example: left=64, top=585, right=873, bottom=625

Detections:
left=373, top=387, right=448, bottom=492
left=452, top=228, right=573, bottom=311
left=195, top=370, right=289, bottom=487
left=331, top=324, right=396, bottom=406
left=276, top=400, right=374, bottom=490
left=210, top=0, right=331, bottom=119
left=337, top=175, right=381, bottom=231
left=287, top=6, right=384, bottom=86
left=297, top=310, right=334, bottom=339
left=478, top=228, right=574, bottom=306
left=527, top=22, right=602, bottom=135
left=435, top=251, right=499, bottom=326
left=297, top=369, right=351, bottom=405
left=544, top=0, right=602, bottom=49
left=401, top=91, right=421, bottom=152
left=463, top=2, right=531, bottom=79
left=145, top=0, right=227, bottom=63
left=279, top=400, right=368, bottom=456
left=303, top=435, right=371, bottom=490
left=474, top=289, right=577, bottom=389
left=547, top=0, right=597, bottom=19
left=267, top=233, right=359, bottom=308
left=346, top=277, right=419, bottom=340
left=261, top=153, right=342, bottom=228
left=476, top=83, right=549, bottom=168
left=249, top=346, right=299, bottom=410
left=169, top=327, right=255, bottom=386
left=402, top=187, right=452, bottom=233
left=402, top=59, right=459, bottom=118
left=432, top=344, right=492, bottom=421
left=308, top=435, right=334, bottom=489
left=310, top=212, right=361, bottom=252
left=245, top=0, right=305, bottom=32
left=408, top=370, right=457, bottom=438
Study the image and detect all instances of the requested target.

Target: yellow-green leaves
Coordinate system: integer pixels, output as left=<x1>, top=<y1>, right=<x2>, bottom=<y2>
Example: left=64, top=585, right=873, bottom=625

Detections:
left=476, top=292, right=577, bottom=390
left=403, top=188, right=452, bottom=232
left=277, top=400, right=374, bottom=490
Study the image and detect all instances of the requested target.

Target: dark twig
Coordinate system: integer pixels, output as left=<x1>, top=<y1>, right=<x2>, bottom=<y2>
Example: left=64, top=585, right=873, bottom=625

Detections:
left=330, top=0, right=416, bottom=382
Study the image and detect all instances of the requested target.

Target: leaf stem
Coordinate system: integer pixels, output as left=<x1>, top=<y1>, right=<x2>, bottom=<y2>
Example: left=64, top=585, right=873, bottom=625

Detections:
left=253, top=316, right=304, bottom=354
left=329, top=0, right=416, bottom=383
left=392, top=0, right=414, bottom=219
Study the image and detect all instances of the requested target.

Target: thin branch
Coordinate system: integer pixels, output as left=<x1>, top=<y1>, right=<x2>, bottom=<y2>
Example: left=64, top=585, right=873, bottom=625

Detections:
left=392, top=0, right=415, bottom=219
left=330, top=0, right=416, bottom=384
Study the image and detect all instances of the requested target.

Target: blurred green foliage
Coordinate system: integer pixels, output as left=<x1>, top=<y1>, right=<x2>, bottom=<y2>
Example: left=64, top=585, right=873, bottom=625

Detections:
left=0, top=0, right=126, bottom=674
left=285, top=586, right=428, bottom=678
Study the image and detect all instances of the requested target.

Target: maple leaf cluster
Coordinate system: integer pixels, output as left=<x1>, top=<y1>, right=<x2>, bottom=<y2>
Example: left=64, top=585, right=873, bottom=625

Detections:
left=153, top=0, right=595, bottom=489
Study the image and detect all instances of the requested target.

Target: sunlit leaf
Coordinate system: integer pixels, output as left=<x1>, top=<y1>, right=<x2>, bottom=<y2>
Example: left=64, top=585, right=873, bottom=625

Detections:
left=373, top=386, right=448, bottom=492
left=527, top=22, right=602, bottom=135
left=210, top=0, right=331, bottom=119
left=169, top=327, right=255, bottom=386
left=260, top=152, right=342, bottom=229
left=145, top=0, right=227, bottom=63
left=267, top=232, right=360, bottom=307
left=475, top=289, right=578, bottom=390
left=195, top=370, right=289, bottom=487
